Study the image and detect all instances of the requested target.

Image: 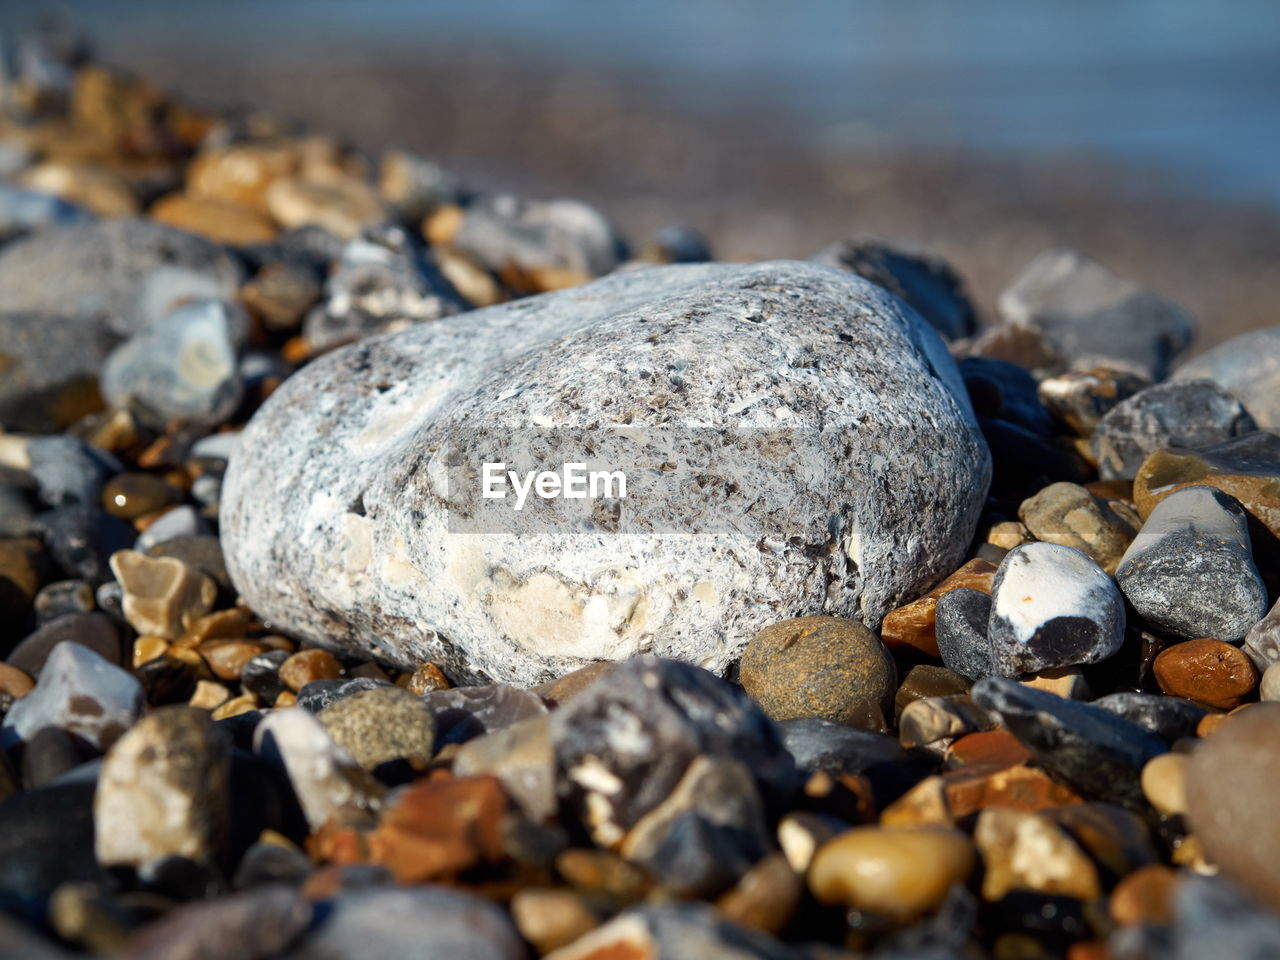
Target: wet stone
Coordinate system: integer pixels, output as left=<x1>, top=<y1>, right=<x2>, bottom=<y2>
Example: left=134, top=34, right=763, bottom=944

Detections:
left=1116, top=485, right=1267, bottom=642
left=739, top=615, right=896, bottom=729
left=972, top=677, right=1168, bottom=810
left=987, top=543, right=1125, bottom=677
left=317, top=685, right=435, bottom=771
left=1037, top=367, right=1150, bottom=438
left=1153, top=638, right=1258, bottom=710
left=1, top=641, right=143, bottom=751
left=1091, top=379, right=1256, bottom=481
left=1018, top=482, right=1139, bottom=574
left=94, top=706, right=230, bottom=874
left=100, top=473, right=179, bottom=520
left=551, top=657, right=796, bottom=849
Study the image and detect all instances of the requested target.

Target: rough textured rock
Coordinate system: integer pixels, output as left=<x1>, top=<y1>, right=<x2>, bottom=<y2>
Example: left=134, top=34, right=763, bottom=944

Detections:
left=997, top=249, right=1194, bottom=380
left=0, top=218, right=241, bottom=337
left=987, top=543, right=1126, bottom=676
left=813, top=236, right=977, bottom=340
left=1090, top=380, right=1256, bottom=480
left=739, top=615, right=895, bottom=728
left=223, top=260, right=990, bottom=684
left=1185, top=703, right=1280, bottom=912
left=94, top=706, right=230, bottom=873
left=1116, top=485, right=1267, bottom=643
left=316, top=685, right=435, bottom=770
left=1173, top=325, right=1280, bottom=430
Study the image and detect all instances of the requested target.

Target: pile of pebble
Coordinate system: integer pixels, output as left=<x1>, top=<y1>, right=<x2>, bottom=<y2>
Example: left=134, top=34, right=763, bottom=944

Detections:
left=4, top=28, right=1280, bottom=960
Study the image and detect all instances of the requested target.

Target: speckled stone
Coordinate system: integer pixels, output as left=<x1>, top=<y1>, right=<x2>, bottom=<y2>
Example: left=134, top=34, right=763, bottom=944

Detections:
left=935, top=587, right=995, bottom=680
left=739, top=616, right=896, bottom=728
left=997, top=249, right=1194, bottom=380
left=317, top=685, right=435, bottom=771
left=0, top=218, right=241, bottom=337
left=223, top=260, right=990, bottom=684
left=987, top=543, right=1125, bottom=676
left=1173, top=325, right=1280, bottom=430
left=1018, top=482, right=1139, bottom=574
left=1090, top=380, right=1255, bottom=480
left=1116, top=485, right=1267, bottom=643
left=94, top=706, right=230, bottom=873
left=1185, top=702, right=1280, bottom=911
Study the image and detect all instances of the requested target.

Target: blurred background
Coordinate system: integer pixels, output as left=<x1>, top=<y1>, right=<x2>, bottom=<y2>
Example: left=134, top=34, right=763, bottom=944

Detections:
left=2, top=0, right=1278, bottom=349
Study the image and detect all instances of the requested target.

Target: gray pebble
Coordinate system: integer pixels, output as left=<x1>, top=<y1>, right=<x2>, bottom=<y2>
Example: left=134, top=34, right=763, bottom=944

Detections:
left=1173, top=325, right=1280, bottom=431
left=134, top=505, right=209, bottom=553
left=0, top=312, right=115, bottom=433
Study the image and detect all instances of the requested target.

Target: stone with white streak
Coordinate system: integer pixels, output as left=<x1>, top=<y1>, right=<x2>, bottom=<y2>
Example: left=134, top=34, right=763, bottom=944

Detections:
left=221, top=260, right=991, bottom=684
left=987, top=542, right=1125, bottom=677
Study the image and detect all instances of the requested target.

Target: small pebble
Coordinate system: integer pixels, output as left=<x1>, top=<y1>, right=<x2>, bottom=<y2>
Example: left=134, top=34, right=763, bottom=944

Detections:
left=1109, top=863, right=1181, bottom=927
left=935, top=587, right=995, bottom=680
left=1260, top=661, right=1280, bottom=701
left=278, top=648, right=342, bottom=692
left=1141, top=752, right=1189, bottom=817
left=880, top=558, right=996, bottom=659
left=109, top=550, right=217, bottom=640
left=1152, top=638, right=1258, bottom=710
left=510, top=888, right=600, bottom=955
left=317, top=685, right=436, bottom=771
left=100, top=473, right=179, bottom=520
left=974, top=807, right=1100, bottom=902
left=898, top=695, right=994, bottom=748
left=1017, top=481, right=1139, bottom=573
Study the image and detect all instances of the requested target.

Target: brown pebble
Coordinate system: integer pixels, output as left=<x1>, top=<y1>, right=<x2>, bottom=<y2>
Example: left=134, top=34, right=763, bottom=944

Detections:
left=1141, top=753, right=1189, bottom=816
left=101, top=473, right=179, bottom=520
left=510, top=888, right=599, bottom=955
left=945, top=731, right=1033, bottom=770
left=894, top=664, right=973, bottom=722
left=109, top=550, right=217, bottom=640
left=404, top=661, right=452, bottom=695
left=555, top=849, right=652, bottom=903
left=880, top=558, right=997, bottom=658
left=188, top=680, right=231, bottom=711
left=176, top=609, right=251, bottom=648
left=715, top=852, right=803, bottom=936
left=211, top=693, right=258, bottom=720
left=1110, top=864, right=1181, bottom=927
left=0, top=663, right=34, bottom=698
left=1153, top=638, right=1258, bottom=710
left=198, top=639, right=266, bottom=682
left=132, top=635, right=170, bottom=668
left=279, top=649, right=342, bottom=692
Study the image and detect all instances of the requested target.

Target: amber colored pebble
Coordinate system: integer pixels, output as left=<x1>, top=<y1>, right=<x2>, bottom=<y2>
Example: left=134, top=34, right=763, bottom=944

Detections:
left=1086, top=478, right=1134, bottom=503
left=369, top=775, right=507, bottom=884
left=189, top=679, right=231, bottom=711
left=1141, top=753, right=1189, bottom=816
left=1110, top=864, right=1181, bottom=927
left=715, top=852, right=803, bottom=936
left=1066, top=941, right=1110, bottom=960
left=279, top=648, right=342, bottom=692
left=177, top=608, right=252, bottom=648
left=510, top=888, right=600, bottom=956
left=256, top=634, right=297, bottom=654
left=0, top=663, right=34, bottom=698
left=281, top=336, right=311, bottom=364
left=880, top=558, right=997, bottom=658
left=1153, top=638, right=1258, bottom=710
left=198, top=638, right=266, bottom=681
left=423, top=203, right=464, bottom=246
left=945, top=764, right=1084, bottom=818
left=1196, top=712, right=1233, bottom=738
left=275, top=690, right=297, bottom=708
left=101, top=472, right=179, bottom=520
left=211, top=692, right=258, bottom=720
left=132, top=635, right=170, bottom=668
left=555, top=849, right=653, bottom=902
left=405, top=661, right=451, bottom=695
left=946, top=731, right=1033, bottom=770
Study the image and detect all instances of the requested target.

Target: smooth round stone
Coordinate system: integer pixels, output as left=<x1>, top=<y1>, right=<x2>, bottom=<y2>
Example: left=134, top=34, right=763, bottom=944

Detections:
left=1110, top=864, right=1181, bottom=928
left=1037, top=367, right=1150, bottom=438
left=1244, top=597, right=1280, bottom=670
left=1173, top=325, right=1280, bottom=431
left=1153, top=638, right=1258, bottom=710
left=1090, top=380, right=1256, bottom=481
left=1141, top=753, right=1189, bottom=817
left=278, top=649, right=342, bottom=692
left=807, top=825, right=976, bottom=922
left=223, top=261, right=990, bottom=684
left=987, top=543, right=1125, bottom=676
left=5, top=611, right=122, bottom=677
left=101, top=473, right=179, bottom=520
left=1261, top=662, right=1280, bottom=702
left=1116, top=485, right=1267, bottom=643
left=317, top=686, right=435, bottom=771
left=740, top=616, right=895, bottom=729
left=1018, top=481, right=1139, bottom=574
left=1185, top=702, right=1280, bottom=910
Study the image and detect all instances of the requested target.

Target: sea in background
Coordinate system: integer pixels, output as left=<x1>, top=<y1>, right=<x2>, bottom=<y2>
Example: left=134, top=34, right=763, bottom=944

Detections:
left=2, top=0, right=1279, bottom=348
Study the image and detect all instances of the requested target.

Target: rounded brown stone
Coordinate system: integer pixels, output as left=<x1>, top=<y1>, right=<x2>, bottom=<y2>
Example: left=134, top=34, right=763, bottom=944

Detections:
left=880, top=559, right=996, bottom=658
left=1110, top=863, right=1181, bottom=927
left=151, top=193, right=279, bottom=246
left=198, top=638, right=267, bottom=682
left=404, top=661, right=453, bottom=696
left=1153, top=638, right=1258, bottom=710
left=808, top=825, right=975, bottom=922
left=1141, top=753, right=1189, bottom=816
left=1185, top=701, right=1280, bottom=910
left=740, top=616, right=896, bottom=728
left=101, top=473, right=180, bottom=520
left=278, top=649, right=342, bottom=692
left=0, top=662, right=34, bottom=698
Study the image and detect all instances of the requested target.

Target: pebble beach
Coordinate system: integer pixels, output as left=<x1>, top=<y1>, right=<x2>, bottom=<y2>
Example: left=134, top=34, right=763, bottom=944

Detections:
left=3, top=20, right=1280, bottom=960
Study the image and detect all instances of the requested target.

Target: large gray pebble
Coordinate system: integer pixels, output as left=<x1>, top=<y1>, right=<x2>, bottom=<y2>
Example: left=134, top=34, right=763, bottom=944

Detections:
left=998, top=249, right=1194, bottom=380
left=0, top=218, right=241, bottom=337
left=453, top=193, right=625, bottom=278
left=0, top=313, right=115, bottom=432
left=222, top=260, right=991, bottom=684
left=1174, top=326, right=1280, bottom=430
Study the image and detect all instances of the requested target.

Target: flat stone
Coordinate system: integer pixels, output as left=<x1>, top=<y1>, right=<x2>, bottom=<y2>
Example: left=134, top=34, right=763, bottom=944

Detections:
left=101, top=299, right=246, bottom=429
left=1018, top=482, right=1140, bottom=573
left=5, top=611, right=122, bottom=677
left=0, top=218, right=241, bottom=338
left=997, top=248, right=1194, bottom=380
left=1173, top=325, right=1280, bottom=430
left=253, top=707, right=384, bottom=830
left=1, top=641, right=142, bottom=751
left=265, top=174, right=386, bottom=241
left=739, top=615, right=895, bottom=728
left=1133, top=431, right=1280, bottom=540
left=1037, top=367, right=1150, bottom=437
left=1184, top=702, right=1280, bottom=911
left=283, top=886, right=525, bottom=960
left=1091, top=380, right=1256, bottom=481
left=881, top=558, right=996, bottom=659
left=972, top=677, right=1167, bottom=810
left=808, top=825, right=975, bottom=923
left=550, top=657, right=795, bottom=849
left=1092, top=692, right=1207, bottom=742
left=814, top=236, right=977, bottom=340
left=317, top=685, right=435, bottom=771
left=987, top=543, right=1125, bottom=676
left=121, top=885, right=312, bottom=960
left=1153, top=638, right=1258, bottom=710
left=1116, top=485, right=1267, bottom=642
left=945, top=730, right=1033, bottom=769
left=0, top=312, right=112, bottom=433
left=974, top=808, right=1100, bottom=902
left=110, top=550, right=217, bottom=640
left=94, top=706, right=230, bottom=873
left=222, top=260, right=990, bottom=684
